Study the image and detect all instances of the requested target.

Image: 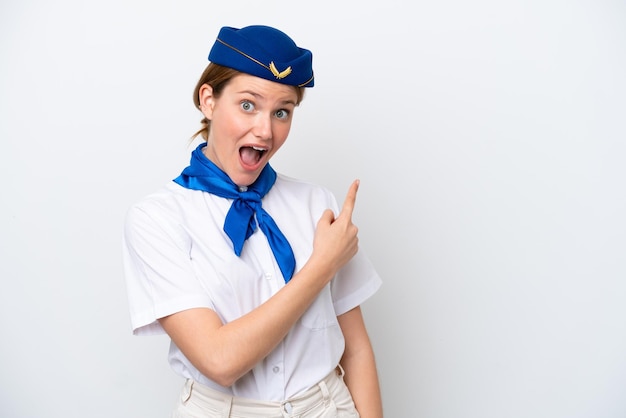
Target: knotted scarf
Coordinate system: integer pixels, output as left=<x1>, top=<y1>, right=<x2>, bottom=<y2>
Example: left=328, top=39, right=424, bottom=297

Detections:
left=173, top=143, right=296, bottom=282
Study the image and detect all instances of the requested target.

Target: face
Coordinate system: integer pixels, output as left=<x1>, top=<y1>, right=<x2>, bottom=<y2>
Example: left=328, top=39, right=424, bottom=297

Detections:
left=198, top=73, right=299, bottom=187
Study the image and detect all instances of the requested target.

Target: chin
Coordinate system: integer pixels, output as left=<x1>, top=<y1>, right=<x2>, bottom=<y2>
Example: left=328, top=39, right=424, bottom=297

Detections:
left=233, top=172, right=260, bottom=188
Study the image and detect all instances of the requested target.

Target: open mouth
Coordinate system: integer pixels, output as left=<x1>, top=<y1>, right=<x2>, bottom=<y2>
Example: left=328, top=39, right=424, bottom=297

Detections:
left=240, top=146, right=267, bottom=166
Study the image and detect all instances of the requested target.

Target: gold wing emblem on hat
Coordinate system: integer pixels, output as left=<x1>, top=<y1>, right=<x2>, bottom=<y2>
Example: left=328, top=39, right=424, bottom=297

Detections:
left=269, top=62, right=292, bottom=79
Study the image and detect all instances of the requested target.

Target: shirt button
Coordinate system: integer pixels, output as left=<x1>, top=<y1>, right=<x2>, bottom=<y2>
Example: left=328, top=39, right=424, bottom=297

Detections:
left=265, top=272, right=272, bottom=279
left=272, top=366, right=280, bottom=373
left=283, top=402, right=293, bottom=413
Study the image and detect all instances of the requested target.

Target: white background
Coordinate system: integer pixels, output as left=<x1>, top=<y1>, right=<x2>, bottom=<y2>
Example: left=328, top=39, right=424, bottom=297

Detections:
left=1, top=1, right=625, bottom=417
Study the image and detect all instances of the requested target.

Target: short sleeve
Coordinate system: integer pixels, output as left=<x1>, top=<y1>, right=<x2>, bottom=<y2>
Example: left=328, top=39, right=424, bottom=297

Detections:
left=324, top=191, right=382, bottom=315
left=331, top=249, right=382, bottom=316
left=122, top=203, right=214, bottom=336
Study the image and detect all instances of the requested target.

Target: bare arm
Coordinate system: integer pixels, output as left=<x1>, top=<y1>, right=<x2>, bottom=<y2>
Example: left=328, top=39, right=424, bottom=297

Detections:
left=338, top=306, right=383, bottom=418
left=159, top=180, right=361, bottom=387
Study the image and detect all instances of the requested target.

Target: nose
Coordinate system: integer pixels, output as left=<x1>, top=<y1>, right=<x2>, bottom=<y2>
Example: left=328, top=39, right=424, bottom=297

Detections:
left=252, top=113, right=272, bottom=141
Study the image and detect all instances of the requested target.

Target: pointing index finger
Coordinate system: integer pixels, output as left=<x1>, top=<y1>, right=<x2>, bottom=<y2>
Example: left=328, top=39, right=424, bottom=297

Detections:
left=340, top=179, right=360, bottom=219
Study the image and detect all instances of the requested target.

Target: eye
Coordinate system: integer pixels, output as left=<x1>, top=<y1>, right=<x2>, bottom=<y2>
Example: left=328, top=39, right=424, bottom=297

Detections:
left=240, top=100, right=255, bottom=112
left=275, top=109, right=290, bottom=120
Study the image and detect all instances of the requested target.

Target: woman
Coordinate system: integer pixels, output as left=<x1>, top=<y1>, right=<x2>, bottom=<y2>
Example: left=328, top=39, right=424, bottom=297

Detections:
left=123, top=25, right=383, bottom=417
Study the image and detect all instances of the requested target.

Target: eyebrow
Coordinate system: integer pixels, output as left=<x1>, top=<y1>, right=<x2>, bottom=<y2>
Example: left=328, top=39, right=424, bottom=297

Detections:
left=237, top=90, right=297, bottom=106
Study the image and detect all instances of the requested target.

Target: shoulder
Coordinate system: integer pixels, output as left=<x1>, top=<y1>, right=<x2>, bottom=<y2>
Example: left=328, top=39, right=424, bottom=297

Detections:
left=127, top=181, right=198, bottom=217
left=128, top=182, right=186, bottom=214
left=123, top=182, right=204, bottom=250
left=124, top=181, right=198, bottom=232
left=272, top=173, right=336, bottom=205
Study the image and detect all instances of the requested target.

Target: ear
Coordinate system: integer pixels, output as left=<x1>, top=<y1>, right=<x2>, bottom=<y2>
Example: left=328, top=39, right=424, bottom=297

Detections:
left=198, top=83, right=215, bottom=120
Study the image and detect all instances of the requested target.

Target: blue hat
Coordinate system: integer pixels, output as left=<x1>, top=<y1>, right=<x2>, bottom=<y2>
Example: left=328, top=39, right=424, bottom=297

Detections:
left=208, top=25, right=314, bottom=88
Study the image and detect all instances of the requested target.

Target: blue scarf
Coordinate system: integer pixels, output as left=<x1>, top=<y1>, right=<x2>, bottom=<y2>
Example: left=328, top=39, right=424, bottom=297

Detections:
left=173, top=143, right=296, bottom=282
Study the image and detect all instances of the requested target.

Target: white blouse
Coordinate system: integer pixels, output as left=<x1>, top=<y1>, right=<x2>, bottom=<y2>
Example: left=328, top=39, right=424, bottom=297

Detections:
left=123, top=174, right=382, bottom=401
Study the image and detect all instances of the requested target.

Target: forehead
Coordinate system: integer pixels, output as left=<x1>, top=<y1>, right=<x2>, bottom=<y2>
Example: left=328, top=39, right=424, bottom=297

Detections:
left=225, top=73, right=299, bottom=103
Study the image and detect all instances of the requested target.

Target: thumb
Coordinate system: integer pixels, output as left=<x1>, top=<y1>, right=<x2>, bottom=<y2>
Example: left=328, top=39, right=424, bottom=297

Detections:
left=317, top=209, right=336, bottom=227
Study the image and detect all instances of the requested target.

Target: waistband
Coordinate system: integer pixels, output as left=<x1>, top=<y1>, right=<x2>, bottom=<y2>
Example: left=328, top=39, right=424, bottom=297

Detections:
left=181, top=365, right=345, bottom=417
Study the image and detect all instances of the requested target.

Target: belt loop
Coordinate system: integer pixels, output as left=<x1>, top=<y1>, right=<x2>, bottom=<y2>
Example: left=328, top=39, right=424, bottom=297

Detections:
left=222, top=394, right=233, bottom=417
left=318, top=380, right=331, bottom=407
left=182, top=379, right=194, bottom=403
left=336, top=363, right=345, bottom=378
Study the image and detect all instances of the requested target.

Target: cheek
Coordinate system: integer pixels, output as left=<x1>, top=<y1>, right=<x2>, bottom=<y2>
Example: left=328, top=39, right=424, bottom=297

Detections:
left=273, top=121, right=292, bottom=142
left=214, top=112, right=246, bottom=139
left=270, top=126, right=290, bottom=156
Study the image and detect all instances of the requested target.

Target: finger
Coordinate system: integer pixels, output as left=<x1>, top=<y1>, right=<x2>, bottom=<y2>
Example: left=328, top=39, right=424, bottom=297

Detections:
left=317, top=208, right=336, bottom=226
left=339, top=179, right=360, bottom=219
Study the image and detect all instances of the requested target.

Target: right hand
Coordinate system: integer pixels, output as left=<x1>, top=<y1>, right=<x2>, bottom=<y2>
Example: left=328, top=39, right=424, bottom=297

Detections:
left=310, top=180, right=360, bottom=276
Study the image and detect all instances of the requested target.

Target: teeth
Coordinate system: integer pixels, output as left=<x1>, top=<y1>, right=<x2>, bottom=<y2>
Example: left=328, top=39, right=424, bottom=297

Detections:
left=252, top=146, right=266, bottom=151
